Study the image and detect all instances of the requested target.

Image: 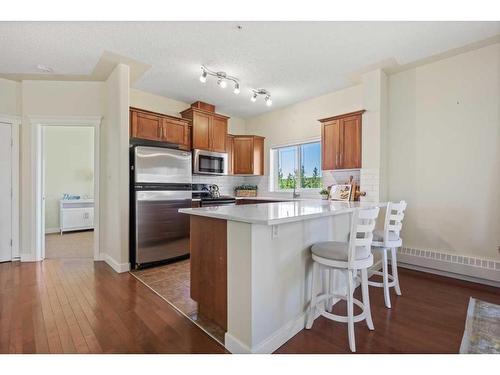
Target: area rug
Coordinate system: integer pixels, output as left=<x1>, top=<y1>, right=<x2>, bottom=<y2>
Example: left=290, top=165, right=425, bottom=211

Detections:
left=460, top=297, right=500, bottom=353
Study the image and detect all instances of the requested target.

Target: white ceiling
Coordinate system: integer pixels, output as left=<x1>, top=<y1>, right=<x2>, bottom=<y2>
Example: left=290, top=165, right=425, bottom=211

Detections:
left=0, top=22, right=498, bottom=118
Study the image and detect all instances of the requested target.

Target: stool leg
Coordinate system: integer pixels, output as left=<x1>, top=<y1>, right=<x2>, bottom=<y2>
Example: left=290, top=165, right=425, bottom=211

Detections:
left=382, top=249, right=392, bottom=309
left=306, top=261, right=319, bottom=329
left=361, top=268, right=374, bottom=331
left=326, top=268, right=334, bottom=312
left=391, top=247, right=402, bottom=296
left=346, top=269, right=356, bottom=352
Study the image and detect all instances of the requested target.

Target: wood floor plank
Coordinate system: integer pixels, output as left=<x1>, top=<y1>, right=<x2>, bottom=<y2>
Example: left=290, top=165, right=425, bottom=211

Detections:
left=2, top=259, right=497, bottom=354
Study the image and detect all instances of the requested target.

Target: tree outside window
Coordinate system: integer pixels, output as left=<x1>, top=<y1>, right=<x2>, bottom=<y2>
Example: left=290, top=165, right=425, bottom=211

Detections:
left=276, top=141, right=322, bottom=190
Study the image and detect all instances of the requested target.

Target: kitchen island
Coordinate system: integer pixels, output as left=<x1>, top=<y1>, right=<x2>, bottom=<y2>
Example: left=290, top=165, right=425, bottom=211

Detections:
left=179, top=200, right=386, bottom=353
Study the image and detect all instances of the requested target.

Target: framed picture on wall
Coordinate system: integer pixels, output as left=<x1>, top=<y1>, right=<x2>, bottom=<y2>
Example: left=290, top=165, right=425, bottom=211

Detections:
left=330, top=184, right=352, bottom=201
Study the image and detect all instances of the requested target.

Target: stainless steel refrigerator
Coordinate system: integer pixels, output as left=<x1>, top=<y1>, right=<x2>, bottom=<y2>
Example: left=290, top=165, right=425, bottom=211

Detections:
left=130, top=144, right=192, bottom=269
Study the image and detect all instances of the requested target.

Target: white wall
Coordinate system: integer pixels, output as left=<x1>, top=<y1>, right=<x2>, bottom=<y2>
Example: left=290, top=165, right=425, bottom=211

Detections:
left=43, top=126, right=94, bottom=231
left=130, top=88, right=247, bottom=135
left=388, top=43, right=500, bottom=261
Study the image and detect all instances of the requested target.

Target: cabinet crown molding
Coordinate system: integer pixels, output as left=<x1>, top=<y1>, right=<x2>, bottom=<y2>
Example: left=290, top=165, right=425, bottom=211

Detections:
left=318, top=110, right=366, bottom=123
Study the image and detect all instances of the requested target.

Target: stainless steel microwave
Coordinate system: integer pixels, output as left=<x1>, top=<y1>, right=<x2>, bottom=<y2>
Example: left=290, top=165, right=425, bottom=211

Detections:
left=192, top=149, right=228, bottom=175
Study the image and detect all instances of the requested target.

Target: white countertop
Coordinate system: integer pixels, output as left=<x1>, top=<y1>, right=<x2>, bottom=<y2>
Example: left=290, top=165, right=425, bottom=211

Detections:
left=179, top=200, right=386, bottom=226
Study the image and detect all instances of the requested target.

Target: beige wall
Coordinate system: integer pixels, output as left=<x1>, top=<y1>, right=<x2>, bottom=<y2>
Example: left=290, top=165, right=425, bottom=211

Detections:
left=100, top=64, right=130, bottom=270
left=43, top=126, right=94, bottom=231
left=130, top=88, right=247, bottom=135
left=0, top=78, right=21, bottom=115
left=20, top=80, right=105, bottom=259
left=245, top=85, right=363, bottom=176
left=388, top=43, right=500, bottom=261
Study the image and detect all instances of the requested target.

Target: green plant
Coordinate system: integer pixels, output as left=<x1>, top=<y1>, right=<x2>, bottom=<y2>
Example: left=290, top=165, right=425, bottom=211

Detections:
left=234, top=184, right=258, bottom=191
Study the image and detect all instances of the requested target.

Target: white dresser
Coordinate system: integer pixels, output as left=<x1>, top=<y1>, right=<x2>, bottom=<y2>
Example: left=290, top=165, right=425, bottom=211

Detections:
left=59, top=199, right=94, bottom=234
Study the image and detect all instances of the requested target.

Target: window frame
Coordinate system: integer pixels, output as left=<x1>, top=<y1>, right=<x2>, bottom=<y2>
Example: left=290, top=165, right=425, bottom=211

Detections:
left=270, top=138, right=322, bottom=193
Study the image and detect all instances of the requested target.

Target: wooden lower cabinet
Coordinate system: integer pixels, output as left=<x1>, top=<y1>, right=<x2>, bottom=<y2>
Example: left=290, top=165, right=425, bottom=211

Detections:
left=190, top=216, right=227, bottom=330
left=232, top=135, right=264, bottom=175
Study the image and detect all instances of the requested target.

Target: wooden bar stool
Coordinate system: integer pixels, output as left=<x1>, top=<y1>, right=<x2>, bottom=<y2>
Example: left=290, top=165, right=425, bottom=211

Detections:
left=369, top=201, right=407, bottom=308
left=305, top=207, right=380, bottom=352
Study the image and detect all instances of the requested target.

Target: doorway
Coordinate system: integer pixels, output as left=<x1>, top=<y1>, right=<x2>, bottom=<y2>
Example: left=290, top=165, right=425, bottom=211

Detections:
left=32, top=116, right=101, bottom=261
left=0, top=118, right=19, bottom=262
left=42, top=125, right=95, bottom=259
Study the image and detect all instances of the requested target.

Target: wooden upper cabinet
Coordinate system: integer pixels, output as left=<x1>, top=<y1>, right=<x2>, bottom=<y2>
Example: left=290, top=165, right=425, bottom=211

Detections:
left=233, top=135, right=265, bottom=175
left=130, top=111, right=161, bottom=141
left=181, top=102, right=229, bottom=152
left=321, top=119, right=341, bottom=170
left=162, top=118, right=187, bottom=145
left=130, top=107, right=190, bottom=148
left=340, top=115, right=362, bottom=169
left=211, top=116, right=228, bottom=152
left=226, top=134, right=234, bottom=174
left=319, top=110, right=364, bottom=170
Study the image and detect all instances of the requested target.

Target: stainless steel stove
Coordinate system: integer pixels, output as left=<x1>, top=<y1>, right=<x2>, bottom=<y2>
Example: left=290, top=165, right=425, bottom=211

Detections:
left=192, top=183, right=236, bottom=206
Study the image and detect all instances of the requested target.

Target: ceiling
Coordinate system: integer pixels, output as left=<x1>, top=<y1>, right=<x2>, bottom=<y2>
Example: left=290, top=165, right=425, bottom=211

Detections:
left=0, top=21, right=499, bottom=118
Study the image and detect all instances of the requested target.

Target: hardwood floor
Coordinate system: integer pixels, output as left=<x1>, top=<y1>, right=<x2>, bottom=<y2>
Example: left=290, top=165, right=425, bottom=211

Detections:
left=276, top=268, right=500, bottom=354
left=0, top=259, right=226, bottom=353
left=0, top=259, right=498, bottom=354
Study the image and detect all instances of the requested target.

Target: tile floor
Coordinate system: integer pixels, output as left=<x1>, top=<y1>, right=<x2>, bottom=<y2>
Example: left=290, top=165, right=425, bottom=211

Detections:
left=131, top=259, right=225, bottom=344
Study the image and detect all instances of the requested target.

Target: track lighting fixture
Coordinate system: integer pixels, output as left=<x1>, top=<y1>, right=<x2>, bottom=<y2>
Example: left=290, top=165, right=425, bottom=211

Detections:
left=200, top=65, right=239, bottom=95
left=198, top=66, right=273, bottom=106
left=251, top=89, right=272, bottom=106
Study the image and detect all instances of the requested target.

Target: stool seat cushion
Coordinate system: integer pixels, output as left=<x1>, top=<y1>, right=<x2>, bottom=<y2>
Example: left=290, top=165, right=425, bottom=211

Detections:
left=311, top=241, right=371, bottom=261
left=373, top=229, right=400, bottom=242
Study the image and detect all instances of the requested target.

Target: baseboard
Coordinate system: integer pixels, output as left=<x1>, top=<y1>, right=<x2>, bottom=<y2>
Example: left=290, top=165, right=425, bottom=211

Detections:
left=103, top=254, right=130, bottom=273
left=44, top=228, right=60, bottom=234
left=20, top=253, right=40, bottom=262
left=225, top=312, right=312, bottom=354
left=398, top=247, right=500, bottom=287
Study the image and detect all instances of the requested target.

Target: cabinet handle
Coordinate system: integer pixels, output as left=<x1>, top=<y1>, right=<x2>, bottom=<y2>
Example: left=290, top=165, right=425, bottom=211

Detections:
left=157, top=125, right=160, bottom=138
left=336, top=153, right=339, bottom=168
left=340, top=152, right=343, bottom=166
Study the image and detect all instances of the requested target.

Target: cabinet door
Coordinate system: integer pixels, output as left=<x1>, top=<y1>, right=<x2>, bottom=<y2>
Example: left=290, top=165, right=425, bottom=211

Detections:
left=233, top=136, right=254, bottom=175
left=321, top=120, right=341, bottom=170
left=210, top=116, right=228, bottom=152
left=131, top=111, right=161, bottom=141
left=226, top=134, right=234, bottom=174
left=192, top=111, right=211, bottom=150
left=162, top=118, right=187, bottom=145
left=340, top=115, right=362, bottom=169
left=252, top=137, right=264, bottom=176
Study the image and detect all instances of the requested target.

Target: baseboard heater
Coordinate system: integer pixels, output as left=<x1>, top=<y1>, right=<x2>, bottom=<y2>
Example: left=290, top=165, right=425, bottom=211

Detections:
left=397, top=247, right=500, bottom=288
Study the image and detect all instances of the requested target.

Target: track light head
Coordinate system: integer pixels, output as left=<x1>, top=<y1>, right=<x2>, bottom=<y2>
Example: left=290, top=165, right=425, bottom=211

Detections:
left=199, top=68, right=207, bottom=83
left=265, top=95, right=272, bottom=106
left=233, top=82, right=240, bottom=94
left=217, top=78, right=227, bottom=88
left=251, top=92, right=258, bottom=102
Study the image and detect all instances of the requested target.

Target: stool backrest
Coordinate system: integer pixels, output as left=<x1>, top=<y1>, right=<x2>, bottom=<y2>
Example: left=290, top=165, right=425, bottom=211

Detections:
left=383, top=200, right=407, bottom=244
left=347, top=207, right=380, bottom=268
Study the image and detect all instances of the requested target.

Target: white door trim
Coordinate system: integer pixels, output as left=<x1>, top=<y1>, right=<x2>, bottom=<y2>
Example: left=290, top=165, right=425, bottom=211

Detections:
left=29, top=115, right=102, bottom=262
left=0, top=115, right=20, bottom=261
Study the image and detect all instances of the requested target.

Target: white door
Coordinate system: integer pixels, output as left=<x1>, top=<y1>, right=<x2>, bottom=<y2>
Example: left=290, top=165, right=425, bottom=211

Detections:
left=0, top=122, right=12, bottom=262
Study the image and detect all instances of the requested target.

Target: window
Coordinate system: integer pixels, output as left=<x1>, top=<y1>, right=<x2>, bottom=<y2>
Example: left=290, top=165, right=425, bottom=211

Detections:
left=272, top=141, right=322, bottom=190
